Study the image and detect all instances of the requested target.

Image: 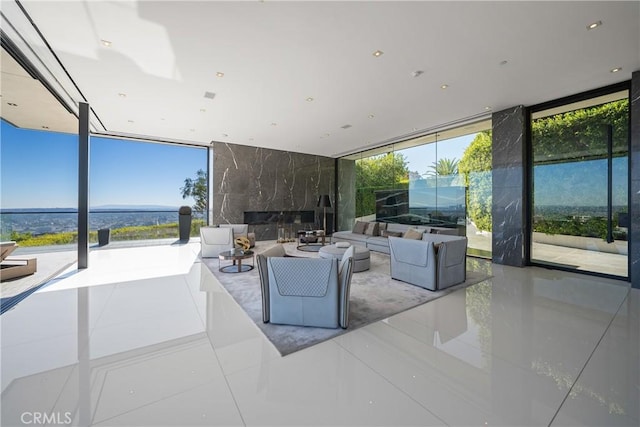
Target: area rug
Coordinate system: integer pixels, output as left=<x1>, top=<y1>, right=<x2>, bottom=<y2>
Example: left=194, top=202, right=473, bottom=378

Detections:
left=201, top=242, right=490, bottom=356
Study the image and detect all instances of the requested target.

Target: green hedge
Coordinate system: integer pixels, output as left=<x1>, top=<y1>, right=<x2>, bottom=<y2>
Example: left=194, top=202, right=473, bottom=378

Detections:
left=533, top=217, right=627, bottom=240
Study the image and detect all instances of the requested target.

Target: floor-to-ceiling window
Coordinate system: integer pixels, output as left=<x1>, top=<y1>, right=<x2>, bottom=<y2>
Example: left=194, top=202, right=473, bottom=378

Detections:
left=0, top=119, right=79, bottom=249
left=348, top=120, right=492, bottom=258
left=530, top=88, right=629, bottom=278
left=0, top=120, right=208, bottom=248
left=89, top=136, right=208, bottom=243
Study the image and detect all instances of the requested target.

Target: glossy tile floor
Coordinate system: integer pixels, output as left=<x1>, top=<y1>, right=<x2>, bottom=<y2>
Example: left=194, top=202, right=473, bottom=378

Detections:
left=1, top=242, right=638, bottom=426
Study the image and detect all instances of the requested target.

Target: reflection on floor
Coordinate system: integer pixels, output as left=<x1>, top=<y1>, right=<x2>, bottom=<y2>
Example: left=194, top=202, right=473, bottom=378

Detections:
left=1, top=242, right=637, bottom=426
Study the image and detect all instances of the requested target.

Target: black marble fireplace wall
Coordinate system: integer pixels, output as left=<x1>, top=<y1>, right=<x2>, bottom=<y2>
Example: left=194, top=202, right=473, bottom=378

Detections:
left=211, top=142, right=335, bottom=240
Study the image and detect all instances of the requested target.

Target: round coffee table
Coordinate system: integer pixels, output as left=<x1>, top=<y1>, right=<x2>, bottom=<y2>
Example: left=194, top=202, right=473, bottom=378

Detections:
left=218, top=250, right=254, bottom=273
left=318, top=245, right=371, bottom=272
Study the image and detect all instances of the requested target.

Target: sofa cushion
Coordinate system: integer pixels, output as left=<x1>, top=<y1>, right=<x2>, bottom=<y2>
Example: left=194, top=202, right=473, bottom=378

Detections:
left=387, top=223, right=410, bottom=234
left=332, top=231, right=370, bottom=244
left=366, top=236, right=390, bottom=252
left=352, top=221, right=367, bottom=234
left=380, top=229, right=403, bottom=238
left=364, top=222, right=379, bottom=236
left=403, top=228, right=424, bottom=240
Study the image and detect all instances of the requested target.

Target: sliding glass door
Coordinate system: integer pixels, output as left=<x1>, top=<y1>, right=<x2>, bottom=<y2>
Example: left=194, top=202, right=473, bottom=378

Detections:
left=530, top=90, right=629, bottom=278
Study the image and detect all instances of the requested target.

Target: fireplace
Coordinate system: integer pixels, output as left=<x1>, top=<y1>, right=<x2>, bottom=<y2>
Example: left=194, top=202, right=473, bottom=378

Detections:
left=243, top=210, right=318, bottom=241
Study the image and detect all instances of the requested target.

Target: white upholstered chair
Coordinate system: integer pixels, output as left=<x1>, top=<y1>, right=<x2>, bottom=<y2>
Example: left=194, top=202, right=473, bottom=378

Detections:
left=200, top=227, right=234, bottom=258
left=219, top=223, right=255, bottom=247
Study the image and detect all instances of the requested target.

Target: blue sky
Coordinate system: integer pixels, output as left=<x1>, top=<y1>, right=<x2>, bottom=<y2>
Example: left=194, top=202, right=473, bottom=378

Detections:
left=1, top=120, right=207, bottom=209
left=403, top=133, right=475, bottom=176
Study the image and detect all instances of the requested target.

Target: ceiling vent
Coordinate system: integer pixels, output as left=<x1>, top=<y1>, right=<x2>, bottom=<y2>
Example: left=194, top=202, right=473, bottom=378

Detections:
left=341, top=124, right=352, bottom=129
left=204, top=91, right=216, bottom=99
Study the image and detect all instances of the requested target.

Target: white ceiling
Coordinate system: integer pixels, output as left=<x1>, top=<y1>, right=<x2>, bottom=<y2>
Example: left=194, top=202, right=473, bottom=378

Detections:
left=2, top=1, right=639, bottom=157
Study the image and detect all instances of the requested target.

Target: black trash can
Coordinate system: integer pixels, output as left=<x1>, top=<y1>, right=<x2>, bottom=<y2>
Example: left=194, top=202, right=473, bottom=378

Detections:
left=98, top=228, right=110, bottom=246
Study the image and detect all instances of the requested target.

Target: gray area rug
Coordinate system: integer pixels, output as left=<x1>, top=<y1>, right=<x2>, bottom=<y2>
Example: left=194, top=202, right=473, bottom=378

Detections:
left=201, top=242, right=490, bottom=356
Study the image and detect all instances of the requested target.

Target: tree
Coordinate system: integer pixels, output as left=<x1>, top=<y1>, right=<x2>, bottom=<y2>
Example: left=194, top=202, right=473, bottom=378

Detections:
left=459, top=131, right=492, bottom=231
left=355, top=153, right=409, bottom=218
left=180, top=169, right=208, bottom=212
left=426, top=157, right=459, bottom=176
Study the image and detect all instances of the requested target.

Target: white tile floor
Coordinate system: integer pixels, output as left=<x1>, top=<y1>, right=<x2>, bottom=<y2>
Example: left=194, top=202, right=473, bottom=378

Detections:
left=1, top=242, right=637, bottom=426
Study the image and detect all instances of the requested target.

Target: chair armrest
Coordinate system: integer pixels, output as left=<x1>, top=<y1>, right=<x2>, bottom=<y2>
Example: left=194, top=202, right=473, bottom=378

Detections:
left=339, top=257, right=353, bottom=328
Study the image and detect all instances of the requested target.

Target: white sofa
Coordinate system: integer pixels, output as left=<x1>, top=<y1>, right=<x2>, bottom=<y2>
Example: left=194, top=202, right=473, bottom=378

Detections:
left=332, top=221, right=459, bottom=254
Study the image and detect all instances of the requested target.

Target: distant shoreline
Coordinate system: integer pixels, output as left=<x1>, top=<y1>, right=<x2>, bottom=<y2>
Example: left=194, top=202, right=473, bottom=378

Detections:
left=0, top=206, right=183, bottom=213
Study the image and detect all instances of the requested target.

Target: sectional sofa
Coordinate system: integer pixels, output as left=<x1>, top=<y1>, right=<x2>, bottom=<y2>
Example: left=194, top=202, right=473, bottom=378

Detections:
left=332, top=221, right=459, bottom=254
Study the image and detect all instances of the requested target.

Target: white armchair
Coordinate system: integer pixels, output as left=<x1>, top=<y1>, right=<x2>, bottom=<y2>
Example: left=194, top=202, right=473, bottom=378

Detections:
left=200, top=227, right=234, bottom=258
left=219, top=223, right=255, bottom=247
left=257, top=245, right=354, bottom=328
left=388, top=235, right=467, bottom=291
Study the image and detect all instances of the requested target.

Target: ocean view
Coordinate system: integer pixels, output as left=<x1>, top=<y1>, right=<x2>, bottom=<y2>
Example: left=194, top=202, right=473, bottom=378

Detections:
left=1, top=207, right=205, bottom=237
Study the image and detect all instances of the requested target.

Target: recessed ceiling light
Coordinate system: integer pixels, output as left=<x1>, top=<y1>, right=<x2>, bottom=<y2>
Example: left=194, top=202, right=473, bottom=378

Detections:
left=222, top=133, right=229, bottom=137
left=271, top=122, right=277, bottom=126
left=127, top=120, right=134, bottom=123
left=200, top=108, right=206, bottom=112
left=204, top=91, right=216, bottom=99
left=411, top=70, right=424, bottom=78
left=160, top=118, right=166, bottom=121
left=587, top=20, right=602, bottom=30
left=7, top=102, right=17, bottom=106
left=216, top=72, right=224, bottom=78
left=341, top=124, right=352, bottom=129
left=499, top=60, right=508, bottom=66
left=440, top=84, right=449, bottom=89
left=306, top=97, right=314, bottom=102
left=101, top=39, right=112, bottom=47
left=368, top=114, right=375, bottom=119
left=325, top=133, right=331, bottom=137
left=372, top=50, right=384, bottom=57
left=118, top=93, right=127, bottom=97
left=610, top=67, right=622, bottom=73
left=485, top=106, right=492, bottom=110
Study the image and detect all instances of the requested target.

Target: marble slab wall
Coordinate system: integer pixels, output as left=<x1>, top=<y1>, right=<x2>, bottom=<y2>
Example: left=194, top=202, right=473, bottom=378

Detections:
left=630, top=71, right=640, bottom=287
left=211, top=142, right=335, bottom=240
left=492, top=106, right=526, bottom=267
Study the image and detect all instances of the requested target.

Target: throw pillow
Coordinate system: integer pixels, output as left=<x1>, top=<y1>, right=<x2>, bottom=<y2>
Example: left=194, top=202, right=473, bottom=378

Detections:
left=352, top=221, right=367, bottom=234
left=403, top=228, right=424, bottom=240
left=381, top=230, right=402, bottom=238
left=364, top=222, right=379, bottom=236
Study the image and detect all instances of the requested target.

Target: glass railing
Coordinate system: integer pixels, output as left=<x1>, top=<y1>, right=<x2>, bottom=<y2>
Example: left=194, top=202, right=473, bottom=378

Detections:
left=0, top=209, right=206, bottom=247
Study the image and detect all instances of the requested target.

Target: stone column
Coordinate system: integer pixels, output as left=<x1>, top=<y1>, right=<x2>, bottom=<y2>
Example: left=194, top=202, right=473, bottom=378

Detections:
left=492, top=106, right=526, bottom=267
left=630, top=71, right=640, bottom=288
